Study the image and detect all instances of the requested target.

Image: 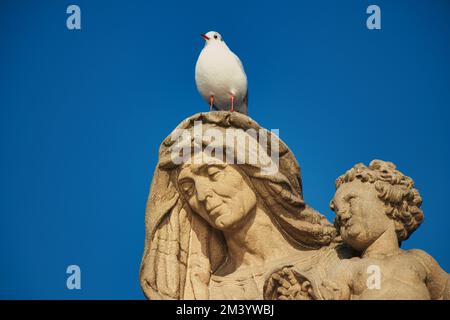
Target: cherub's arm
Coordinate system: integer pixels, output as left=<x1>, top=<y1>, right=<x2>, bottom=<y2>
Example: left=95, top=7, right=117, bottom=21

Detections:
left=319, top=260, right=353, bottom=300
left=410, top=249, right=450, bottom=300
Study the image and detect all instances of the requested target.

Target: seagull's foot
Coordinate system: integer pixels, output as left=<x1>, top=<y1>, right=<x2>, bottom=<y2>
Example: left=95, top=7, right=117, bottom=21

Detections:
left=230, top=95, right=235, bottom=112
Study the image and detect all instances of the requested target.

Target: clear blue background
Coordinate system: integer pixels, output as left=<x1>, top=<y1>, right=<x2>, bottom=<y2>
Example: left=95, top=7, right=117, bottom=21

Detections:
left=1, top=0, right=449, bottom=299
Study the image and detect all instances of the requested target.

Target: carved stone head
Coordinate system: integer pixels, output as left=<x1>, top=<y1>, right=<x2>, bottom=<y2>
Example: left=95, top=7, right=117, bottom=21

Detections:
left=330, top=160, right=424, bottom=251
left=140, top=112, right=337, bottom=299
left=177, top=159, right=257, bottom=231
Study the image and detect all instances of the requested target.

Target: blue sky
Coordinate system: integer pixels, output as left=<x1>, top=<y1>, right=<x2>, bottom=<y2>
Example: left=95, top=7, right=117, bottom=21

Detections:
left=0, top=0, right=449, bottom=299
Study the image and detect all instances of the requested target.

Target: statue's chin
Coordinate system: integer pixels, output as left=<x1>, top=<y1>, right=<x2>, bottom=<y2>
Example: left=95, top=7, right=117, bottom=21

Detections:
left=341, top=227, right=361, bottom=244
left=342, top=227, right=376, bottom=252
left=213, top=213, right=241, bottom=231
left=213, top=216, right=233, bottom=231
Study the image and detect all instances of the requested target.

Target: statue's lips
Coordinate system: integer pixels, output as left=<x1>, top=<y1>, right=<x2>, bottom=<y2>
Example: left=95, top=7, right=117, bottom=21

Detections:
left=208, top=204, right=224, bottom=217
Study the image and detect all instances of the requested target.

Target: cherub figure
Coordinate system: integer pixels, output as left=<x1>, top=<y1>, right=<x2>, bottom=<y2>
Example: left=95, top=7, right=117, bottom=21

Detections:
left=321, top=160, right=449, bottom=300
left=264, top=160, right=449, bottom=300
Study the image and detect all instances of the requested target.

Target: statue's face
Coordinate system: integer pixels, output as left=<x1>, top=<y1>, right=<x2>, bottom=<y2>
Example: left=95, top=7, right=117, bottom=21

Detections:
left=177, top=163, right=257, bottom=231
left=331, top=180, right=393, bottom=251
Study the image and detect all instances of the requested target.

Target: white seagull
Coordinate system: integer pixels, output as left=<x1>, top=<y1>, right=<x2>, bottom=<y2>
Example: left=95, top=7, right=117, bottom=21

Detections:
left=195, top=31, right=248, bottom=114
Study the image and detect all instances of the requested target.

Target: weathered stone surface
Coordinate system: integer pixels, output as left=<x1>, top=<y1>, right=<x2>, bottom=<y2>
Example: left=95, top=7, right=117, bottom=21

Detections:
left=265, top=160, right=450, bottom=300
left=140, top=112, right=449, bottom=300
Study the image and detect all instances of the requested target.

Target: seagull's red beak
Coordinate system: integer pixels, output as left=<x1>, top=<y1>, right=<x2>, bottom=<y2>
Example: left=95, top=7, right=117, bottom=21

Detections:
left=201, top=34, right=210, bottom=41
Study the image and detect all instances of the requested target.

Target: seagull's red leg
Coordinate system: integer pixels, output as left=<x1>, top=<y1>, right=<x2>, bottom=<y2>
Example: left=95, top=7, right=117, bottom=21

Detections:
left=209, top=95, right=214, bottom=112
left=230, top=95, right=235, bottom=112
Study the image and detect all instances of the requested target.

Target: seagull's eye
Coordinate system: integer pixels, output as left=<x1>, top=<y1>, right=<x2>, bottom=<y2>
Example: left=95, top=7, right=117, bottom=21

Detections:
left=214, top=34, right=218, bottom=39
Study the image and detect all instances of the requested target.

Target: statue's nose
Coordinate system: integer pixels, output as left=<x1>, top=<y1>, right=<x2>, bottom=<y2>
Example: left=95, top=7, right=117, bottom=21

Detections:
left=195, top=183, right=211, bottom=202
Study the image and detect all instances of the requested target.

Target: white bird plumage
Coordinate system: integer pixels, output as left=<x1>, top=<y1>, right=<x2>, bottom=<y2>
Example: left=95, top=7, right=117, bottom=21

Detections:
left=195, top=31, right=248, bottom=114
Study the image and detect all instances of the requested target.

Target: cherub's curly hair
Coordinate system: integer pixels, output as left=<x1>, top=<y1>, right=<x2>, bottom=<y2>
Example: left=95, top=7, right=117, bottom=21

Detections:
left=335, top=160, right=424, bottom=242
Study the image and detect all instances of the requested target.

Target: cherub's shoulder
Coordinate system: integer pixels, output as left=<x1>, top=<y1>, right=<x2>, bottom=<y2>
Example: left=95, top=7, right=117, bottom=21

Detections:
left=405, top=249, right=450, bottom=299
left=406, top=248, right=433, bottom=260
left=404, top=249, right=438, bottom=269
left=325, top=255, right=361, bottom=280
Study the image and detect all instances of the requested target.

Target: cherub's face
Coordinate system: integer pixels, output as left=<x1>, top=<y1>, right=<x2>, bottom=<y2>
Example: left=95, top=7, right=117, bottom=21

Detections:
left=330, top=180, right=393, bottom=252
left=177, top=163, right=257, bottom=231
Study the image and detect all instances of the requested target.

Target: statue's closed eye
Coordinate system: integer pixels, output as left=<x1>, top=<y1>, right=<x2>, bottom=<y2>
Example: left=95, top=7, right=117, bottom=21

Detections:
left=207, top=167, right=224, bottom=181
left=180, top=181, right=195, bottom=197
left=343, top=194, right=358, bottom=208
left=344, top=194, right=357, bottom=203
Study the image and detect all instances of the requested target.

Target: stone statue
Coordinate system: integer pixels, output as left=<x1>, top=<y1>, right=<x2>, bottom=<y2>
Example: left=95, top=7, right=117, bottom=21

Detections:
left=139, top=112, right=449, bottom=300
left=265, top=160, right=450, bottom=300
left=139, top=111, right=350, bottom=300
